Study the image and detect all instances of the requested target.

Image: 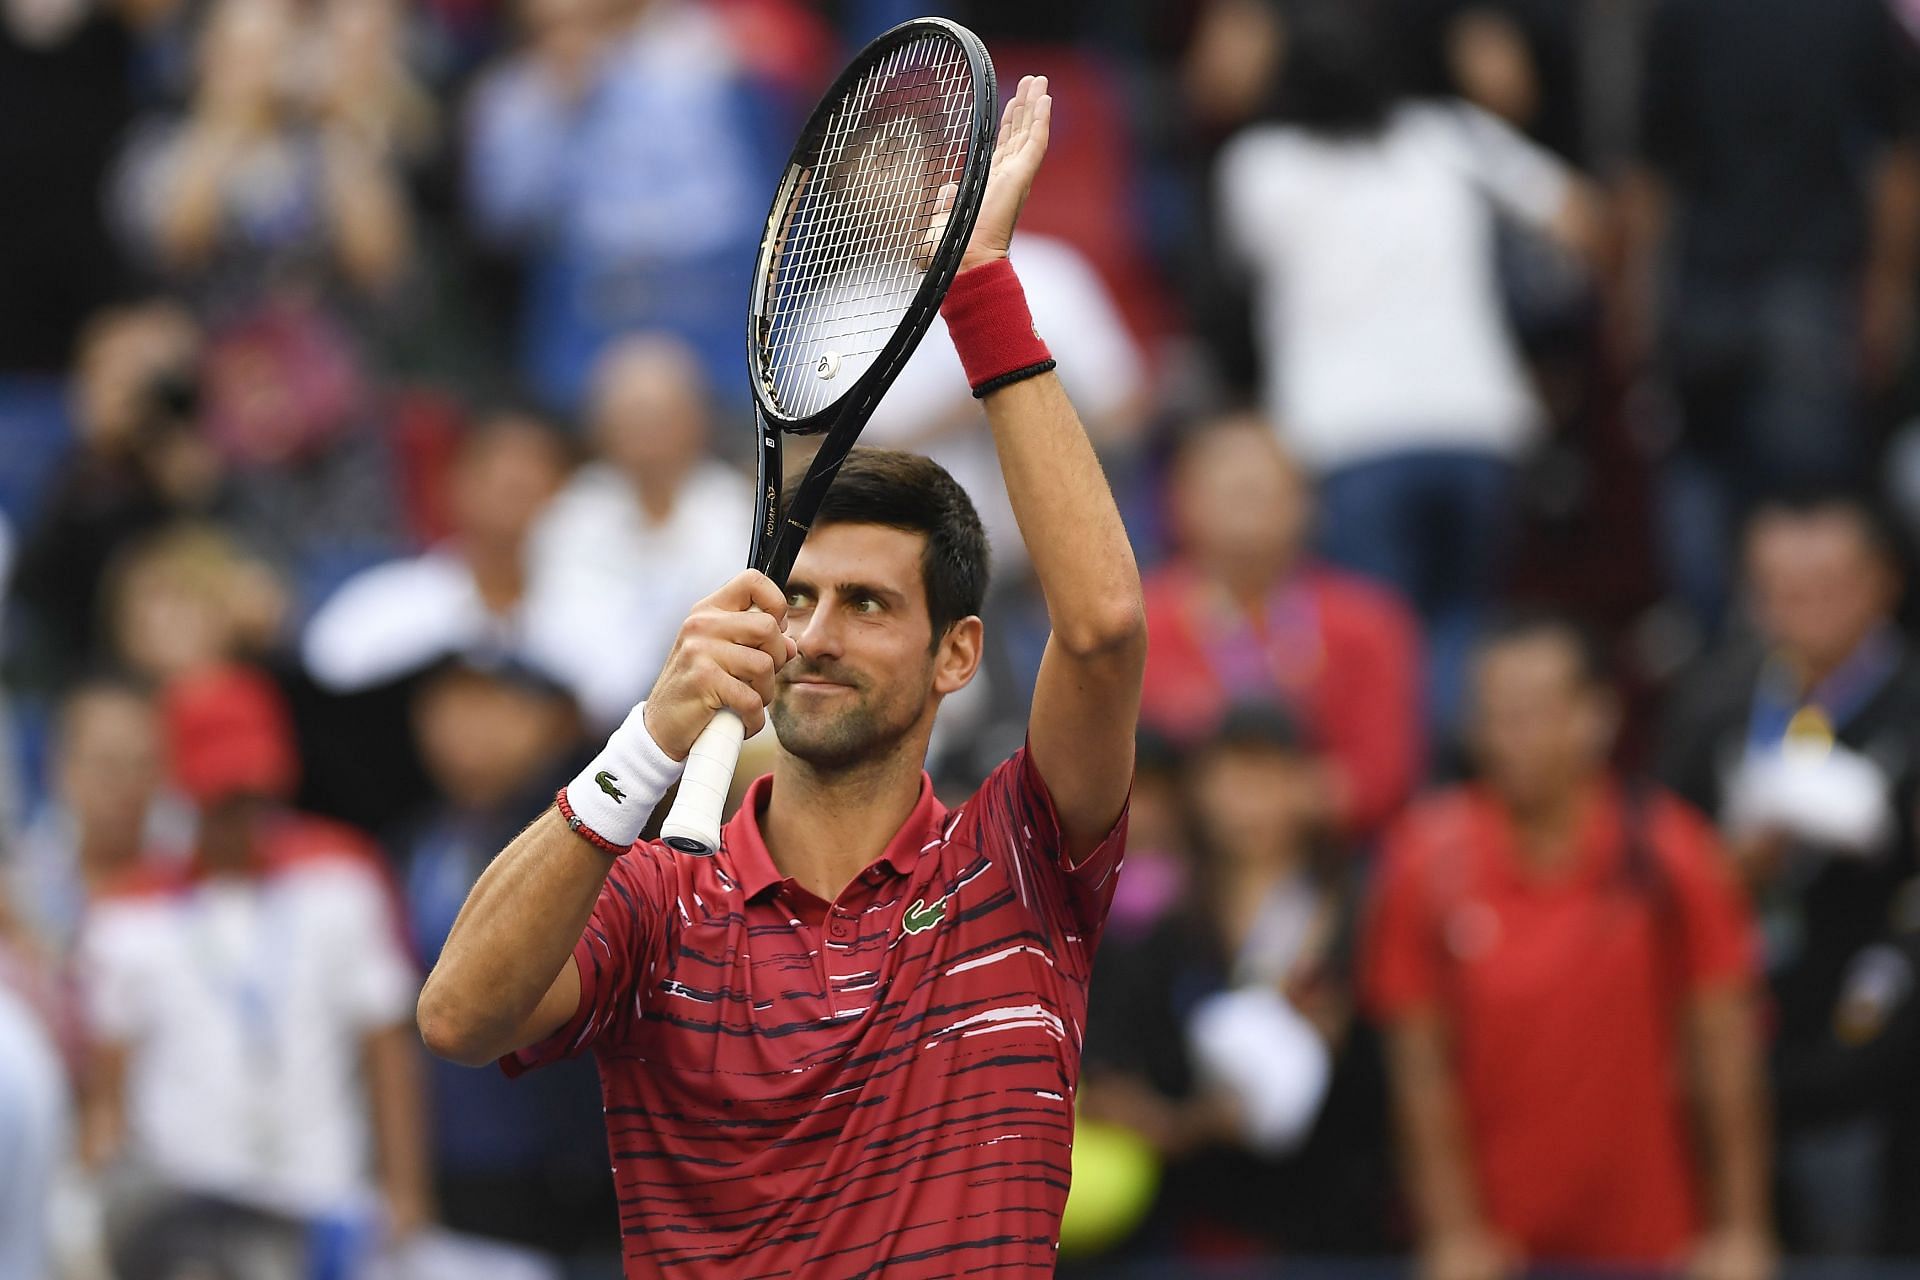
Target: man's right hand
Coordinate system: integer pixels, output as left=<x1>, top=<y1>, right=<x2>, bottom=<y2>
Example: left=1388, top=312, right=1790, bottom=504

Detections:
left=642, top=571, right=797, bottom=759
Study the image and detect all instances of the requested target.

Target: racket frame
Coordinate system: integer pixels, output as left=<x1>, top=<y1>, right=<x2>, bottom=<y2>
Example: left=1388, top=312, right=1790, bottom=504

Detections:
left=660, top=18, right=998, bottom=855
left=744, top=16, right=998, bottom=587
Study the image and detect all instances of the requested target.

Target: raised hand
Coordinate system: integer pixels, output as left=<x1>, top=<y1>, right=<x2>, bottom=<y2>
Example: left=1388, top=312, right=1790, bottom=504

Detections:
left=959, top=75, right=1052, bottom=274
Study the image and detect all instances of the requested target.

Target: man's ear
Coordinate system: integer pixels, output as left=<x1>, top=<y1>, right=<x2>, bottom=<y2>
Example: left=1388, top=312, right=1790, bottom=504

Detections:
left=932, top=616, right=984, bottom=697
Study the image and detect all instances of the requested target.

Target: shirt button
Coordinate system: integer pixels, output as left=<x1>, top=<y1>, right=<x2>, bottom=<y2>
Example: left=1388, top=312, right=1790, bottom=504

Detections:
left=830, top=919, right=849, bottom=938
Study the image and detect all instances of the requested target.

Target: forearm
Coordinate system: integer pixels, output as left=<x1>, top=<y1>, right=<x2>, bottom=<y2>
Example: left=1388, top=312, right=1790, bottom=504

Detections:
left=322, top=134, right=409, bottom=291
left=155, top=137, right=235, bottom=267
left=1613, top=168, right=1669, bottom=357
left=79, top=1043, right=130, bottom=1171
left=982, top=370, right=1143, bottom=653
left=1387, top=1020, right=1487, bottom=1240
left=417, top=806, right=608, bottom=1064
left=1691, top=990, right=1771, bottom=1235
left=1868, top=143, right=1920, bottom=287
left=365, top=1021, right=433, bottom=1232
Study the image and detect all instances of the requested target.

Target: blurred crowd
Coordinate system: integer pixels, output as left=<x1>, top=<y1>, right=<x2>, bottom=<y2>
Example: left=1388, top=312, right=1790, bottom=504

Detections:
left=2, top=0, right=1920, bottom=1276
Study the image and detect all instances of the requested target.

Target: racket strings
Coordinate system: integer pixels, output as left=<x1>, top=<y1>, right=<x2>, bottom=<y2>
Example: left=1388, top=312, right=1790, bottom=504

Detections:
left=767, top=43, right=966, bottom=408
left=761, top=36, right=976, bottom=420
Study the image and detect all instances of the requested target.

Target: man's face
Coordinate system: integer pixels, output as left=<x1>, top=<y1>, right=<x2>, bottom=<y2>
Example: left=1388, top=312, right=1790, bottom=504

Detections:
left=590, top=343, right=708, bottom=484
left=1470, top=634, right=1611, bottom=812
left=1190, top=743, right=1320, bottom=863
left=1172, top=423, right=1310, bottom=581
left=415, top=674, right=577, bottom=812
left=59, top=690, right=163, bottom=845
left=1747, top=510, right=1896, bottom=674
left=772, top=523, right=977, bottom=771
left=450, top=420, right=566, bottom=550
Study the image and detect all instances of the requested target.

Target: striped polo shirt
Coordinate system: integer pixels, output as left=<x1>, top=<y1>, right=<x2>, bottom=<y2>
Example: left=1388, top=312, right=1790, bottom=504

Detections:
left=504, top=748, right=1128, bottom=1277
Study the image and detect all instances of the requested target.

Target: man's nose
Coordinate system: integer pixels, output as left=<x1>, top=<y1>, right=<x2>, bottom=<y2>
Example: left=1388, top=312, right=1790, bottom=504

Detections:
left=791, top=600, right=844, bottom=661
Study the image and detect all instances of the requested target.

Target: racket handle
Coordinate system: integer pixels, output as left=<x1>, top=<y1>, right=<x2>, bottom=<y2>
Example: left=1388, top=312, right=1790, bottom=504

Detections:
left=659, top=711, right=746, bottom=856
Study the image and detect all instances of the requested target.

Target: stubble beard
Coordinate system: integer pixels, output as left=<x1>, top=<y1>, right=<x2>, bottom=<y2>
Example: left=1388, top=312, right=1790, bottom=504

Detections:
left=771, top=663, right=930, bottom=775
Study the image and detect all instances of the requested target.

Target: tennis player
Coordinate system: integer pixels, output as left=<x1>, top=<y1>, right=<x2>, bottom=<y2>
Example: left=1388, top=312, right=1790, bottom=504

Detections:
left=419, top=77, right=1147, bottom=1276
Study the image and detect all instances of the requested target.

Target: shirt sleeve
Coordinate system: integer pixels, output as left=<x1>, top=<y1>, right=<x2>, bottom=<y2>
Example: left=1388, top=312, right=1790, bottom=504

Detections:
left=75, top=907, right=151, bottom=1046
left=1215, top=130, right=1294, bottom=268
left=1022, top=240, right=1145, bottom=425
left=301, top=555, right=474, bottom=693
left=501, top=844, right=671, bottom=1077
left=1446, top=102, right=1574, bottom=229
left=465, top=62, right=574, bottom=243
left=963, top=747, right=1130, bottom=958
left=319, top=863, right=420, bottom=1033
left=1653, top=797, right=1761, bottom=993
left=1360, top=816, right=1445, bottom=1021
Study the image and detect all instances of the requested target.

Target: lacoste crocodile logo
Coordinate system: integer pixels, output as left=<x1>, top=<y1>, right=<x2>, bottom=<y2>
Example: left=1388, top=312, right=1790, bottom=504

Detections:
left=594, top=771, right=626, bottom=803
left=902, top=897, right=947, bottom=935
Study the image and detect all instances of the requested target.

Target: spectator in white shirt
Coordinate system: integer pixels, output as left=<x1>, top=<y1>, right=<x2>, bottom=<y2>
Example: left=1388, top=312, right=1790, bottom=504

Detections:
left=78, top=665, right=430, bottom=1263
left=1214, top=0, right=1596, bottom=733
left=523, top=332, right=754, bottom=728
left=302, top=411, right=571, bottom=693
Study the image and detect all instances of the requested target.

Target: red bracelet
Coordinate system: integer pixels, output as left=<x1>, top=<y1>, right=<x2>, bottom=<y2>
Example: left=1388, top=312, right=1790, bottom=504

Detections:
left=554, top=787, right=630, bottom=857
left=941, top=258, right=1056, bottom=397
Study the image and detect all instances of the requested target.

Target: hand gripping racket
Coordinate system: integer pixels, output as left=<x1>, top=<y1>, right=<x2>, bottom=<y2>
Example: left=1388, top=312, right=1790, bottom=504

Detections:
left=658, top=19, right=998, bottom=855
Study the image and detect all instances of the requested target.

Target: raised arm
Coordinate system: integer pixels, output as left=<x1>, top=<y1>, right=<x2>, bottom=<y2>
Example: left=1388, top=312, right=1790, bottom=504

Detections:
left=949, top=78, right=1146, bottom=859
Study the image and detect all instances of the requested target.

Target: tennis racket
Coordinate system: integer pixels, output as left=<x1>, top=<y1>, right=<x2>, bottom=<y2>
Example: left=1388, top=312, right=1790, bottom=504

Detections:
left=658, top=18, right=999, bottom=855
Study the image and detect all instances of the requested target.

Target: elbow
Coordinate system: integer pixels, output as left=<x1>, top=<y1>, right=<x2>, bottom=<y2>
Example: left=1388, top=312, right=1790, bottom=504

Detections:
left=416, top=978, right=501, bottom=1068
left=1054, top=598, right=1148, bottom=663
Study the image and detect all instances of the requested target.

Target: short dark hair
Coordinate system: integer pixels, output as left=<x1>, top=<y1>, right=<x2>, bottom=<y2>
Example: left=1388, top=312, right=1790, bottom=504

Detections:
left=1747, top=485, right=1905, bottom=569
left=808, top=447, right=990, bottom=639
left=1270, top=0, right=1402, bottom=138
left=1476, top=608, right=1611, bottom=690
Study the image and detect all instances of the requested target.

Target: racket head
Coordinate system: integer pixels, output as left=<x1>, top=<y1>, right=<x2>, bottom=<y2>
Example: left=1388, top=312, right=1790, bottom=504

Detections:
left=746, top=19, right=997, bottom=445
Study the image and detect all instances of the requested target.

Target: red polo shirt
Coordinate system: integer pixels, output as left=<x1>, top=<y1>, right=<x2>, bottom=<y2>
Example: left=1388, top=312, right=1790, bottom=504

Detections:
left=505, top=749, right=1128, bottom=1277
left=1362, top=782, right=1758, bottom=1263
left=1141, top=561, right=1422, bottom=839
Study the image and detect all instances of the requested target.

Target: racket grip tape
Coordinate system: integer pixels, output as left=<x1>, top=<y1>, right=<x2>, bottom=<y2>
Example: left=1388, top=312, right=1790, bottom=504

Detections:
left=659, top=711, right=746, bottom=856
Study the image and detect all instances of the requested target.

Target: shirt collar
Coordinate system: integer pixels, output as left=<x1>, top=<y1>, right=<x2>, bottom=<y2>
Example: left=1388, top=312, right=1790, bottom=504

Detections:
left=722, top=772, right=943, bottom=902
left=1473, top=777, right=1620, bottom=891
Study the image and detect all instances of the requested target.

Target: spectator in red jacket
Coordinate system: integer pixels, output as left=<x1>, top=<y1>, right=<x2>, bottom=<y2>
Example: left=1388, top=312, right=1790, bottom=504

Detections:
left=1365, top=612, right=1770, bottom=1279
left=1142, top=414, right=1423, bottom=841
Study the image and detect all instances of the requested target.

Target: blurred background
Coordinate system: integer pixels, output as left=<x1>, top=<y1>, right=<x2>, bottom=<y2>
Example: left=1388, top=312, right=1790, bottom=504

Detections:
left=3, top=0, right=1920, bottom=1276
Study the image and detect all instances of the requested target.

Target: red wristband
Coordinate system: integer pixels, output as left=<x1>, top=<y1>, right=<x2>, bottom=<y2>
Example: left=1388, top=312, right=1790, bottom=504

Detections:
left=554, top=787, right=630, bottom=857
left=940, top=258, right=1055, bottom=396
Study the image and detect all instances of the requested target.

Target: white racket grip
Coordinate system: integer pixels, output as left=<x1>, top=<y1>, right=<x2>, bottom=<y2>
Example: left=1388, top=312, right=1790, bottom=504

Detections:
left=659, top=710, right=746, bottom=855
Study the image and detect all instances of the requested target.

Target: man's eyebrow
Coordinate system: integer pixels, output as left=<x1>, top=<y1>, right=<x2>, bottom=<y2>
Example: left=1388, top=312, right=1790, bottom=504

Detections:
left=837, top=581, right=907, bottom=606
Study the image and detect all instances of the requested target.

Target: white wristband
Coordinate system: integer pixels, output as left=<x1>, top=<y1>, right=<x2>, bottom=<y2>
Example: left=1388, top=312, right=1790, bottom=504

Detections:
left=562, top=702, right=683, bottom=850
